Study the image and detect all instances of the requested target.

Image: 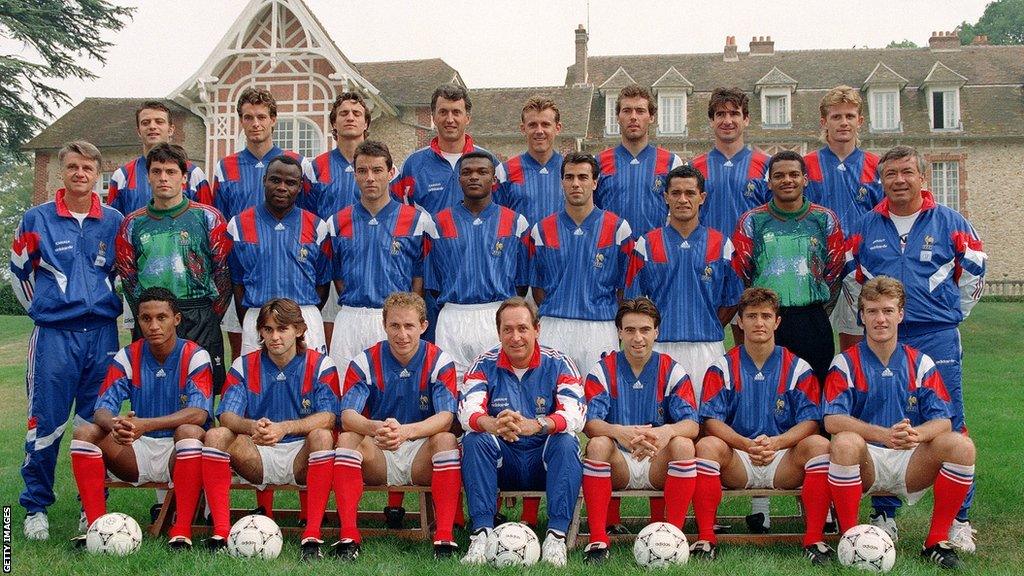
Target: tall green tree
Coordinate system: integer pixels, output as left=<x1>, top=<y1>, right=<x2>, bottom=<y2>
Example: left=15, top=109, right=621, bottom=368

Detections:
left=960, top=0, right=1024, bottom=44
left=0, top=1, right=135, bottom=160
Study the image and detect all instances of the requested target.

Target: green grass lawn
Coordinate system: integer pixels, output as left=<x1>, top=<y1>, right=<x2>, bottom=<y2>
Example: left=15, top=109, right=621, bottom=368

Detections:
left=1, top=304, right=1022, bottom=575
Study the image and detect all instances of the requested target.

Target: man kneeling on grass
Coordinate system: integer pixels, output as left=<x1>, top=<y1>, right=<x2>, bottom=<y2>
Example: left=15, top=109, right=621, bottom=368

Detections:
left=70, top=288, right=213, bottom=550
left=203, top=298, right=340, bottom=559
left=824, top=276, right=976, bottom=570
left=580, top=297, right=699, bottom=563
left=690, top=287, right=834, bottom=565
left=331, top=292, right=462, bottom=560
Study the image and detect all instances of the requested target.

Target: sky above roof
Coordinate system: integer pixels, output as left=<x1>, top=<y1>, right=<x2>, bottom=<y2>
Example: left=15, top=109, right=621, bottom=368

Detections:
left=13, top=0, right=992, bottom=118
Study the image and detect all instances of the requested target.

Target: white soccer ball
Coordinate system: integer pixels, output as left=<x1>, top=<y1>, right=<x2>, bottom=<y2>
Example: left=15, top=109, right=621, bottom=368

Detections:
left=85, top=512, right=142, bottom=556
left=633, top=522, right=689, bottom=567
left=838, top=524, right=896, bottom=572
left=486, top=522, right=541, bottom=567
left=227, top=514, right=283, bottom=559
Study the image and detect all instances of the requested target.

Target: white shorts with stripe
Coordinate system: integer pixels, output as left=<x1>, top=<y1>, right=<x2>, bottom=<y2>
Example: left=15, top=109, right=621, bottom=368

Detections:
left=652, top=341, right=725, bottom=404
left=830, top=282, right=863, bottom=336
left=384, top=437, right=428, bottom=486
left=621, top=447, right=654, bottom=490
left=108, top=436, right=174, bottom=485
left=322, top=284, right=341, bottom=328
left=221, top=296, right=242, bottom=333
left=436, top=302, right=501, bottom=385
left=865, top=444, right=927, bottom=504
left=540, top=317, right=617, bottom=376
left=329, top=306, right=386, bottom=375
left=242, top=305, right=326, bottom=356
left=735, top=448, right=789, bottom=489
left=237, top=441, right=305, bottom=490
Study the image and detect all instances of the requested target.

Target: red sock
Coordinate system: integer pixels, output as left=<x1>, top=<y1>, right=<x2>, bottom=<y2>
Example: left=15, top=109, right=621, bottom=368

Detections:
left=70, top=440, right=106, bottom=527
left=650, top=497, right=665, bottom=523
left=827, top=462, right=862, bottom=534
left=454, top=491, right=466, bottom=527
left=431, top=449, right=461, bottom=542
left=333, top=448, right=364, bottom=542
left=298, top=489, right=308, bottom=522
left=582, top=459, right=612, bottom=546
left=388, top=491, right=404, bottom=508
left=256, top=488, right=274, bottom=519
left=664, top=460, right=696, bottom=529
left=925, top=463, right=974, bottom=547
left=522, top=497, right=541, bottom=526
left=694, top=459, right=722, bottom=544
left=301, top=451, right=334, bottom=541
left=607, top=497, right=622, bottom=525
left=168, top=439, right=203, bottom=539
left=801, top=455, right=830, bottom=546
left=201, top=447, right=233, bottom=538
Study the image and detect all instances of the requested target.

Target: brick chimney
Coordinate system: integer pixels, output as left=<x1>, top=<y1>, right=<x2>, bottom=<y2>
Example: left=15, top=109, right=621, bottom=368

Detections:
left=724, top=36, right=738, bottom=62
left=971, top=34, right=989, bottom=45
left=749, top=35, right=774, bottom=56
left=573, top=24, right=589, bottom=86
left=929, top=30, right=961, bottom=51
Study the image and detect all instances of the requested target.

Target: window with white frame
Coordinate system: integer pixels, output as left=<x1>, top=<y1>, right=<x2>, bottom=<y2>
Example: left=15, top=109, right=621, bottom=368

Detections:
left=272, top=117, right=324, bottom=158
left=930, top=161, right=960, bottom=210
left=869, top=89, right=901, bottom=132
left=96, top=172, right=113, bottom=201
left=604, top=93, right=620, bottom=136
left=657, top=91, right=687, bottom=135
left=929, top=88, right=961, bottom=131
left=760, top=89, right=791, bottom=128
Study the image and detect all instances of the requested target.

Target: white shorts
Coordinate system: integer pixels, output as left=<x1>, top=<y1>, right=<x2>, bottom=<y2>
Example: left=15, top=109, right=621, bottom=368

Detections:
left=652, top=341, right=725, bottom=404
left=735, top=448, right=789, bottom=489
left=620, top=447, right=654, bottom=490
left=865, top=444, right=927, bottom=505
left=830, top=281, right=863, bottom=336
left=109, top=436, right=174, bottom=485
left=241, top=441, right=305, bottom=489
left=539, top=317, right=617, bottom=375
left=436, top=302, right=501, bottom=384
left=384, top=437, right=428, bottom=486
left=121, top=296, right=135, bottom=330
left=330, top=306, right=386, bottom=375
left=242, top=305, right=327, bottom=356
left=322, top=284, right=341, bottom=327
left=222, top=297, right=242, bottom=333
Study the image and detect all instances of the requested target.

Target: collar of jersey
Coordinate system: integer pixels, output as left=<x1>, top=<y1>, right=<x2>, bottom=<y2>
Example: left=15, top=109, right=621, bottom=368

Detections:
left=55, top=188, right=103, bottom=219
left=497, top=344, right=541, bottom=371
left=874, top=190, right=937, bottom=218
left=768, top=198, right=810, bottom=220
left=147, top=197, right=190, bottom=219
left=430, top=134, right=476, bottom=158
left=616, top=142, right=654, bottom=160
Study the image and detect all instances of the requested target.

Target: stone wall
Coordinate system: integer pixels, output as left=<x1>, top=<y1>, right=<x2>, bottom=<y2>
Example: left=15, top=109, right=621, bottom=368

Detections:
left=962, top=142, right=1024, bottom=280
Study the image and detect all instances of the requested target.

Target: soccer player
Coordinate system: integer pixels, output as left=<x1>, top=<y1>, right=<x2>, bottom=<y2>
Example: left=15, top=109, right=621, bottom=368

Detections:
left=824, top=276, right=976, bottom=569
left=116, top=143, right=232, bottom=392
left=732, top=151, right=845, bottom=384
left=327, top=140, right=431, bottom=373
left=459, top=297, right=585, bottom=566
left=495, top=96, right=565, bottom=224
left=690, top=87, right=770, bottom=238
left=629, top=164, right=743, bottom=398
left=844, top=145, right=985, bottom=551
left=594, top=84, right=683, bottom=237
left=308, top=92, right=372, bottom=348
left=425, top=151, right=530, bottom=385
left=331, top=292, right=461, bottom=560
left=202, top=298, right=340, bottom=559
left=580, top=298, right=698, bottom=563
left=211, top=87, right=313, bottom=361
left=107, top=101, right=211, bottom=215
left=690, top=287, right=833, bottom=564
left=804, top=86, right=883, bottom=352
left=529, top=152, right=632, bottom=374
left=10, top=140, right=123, bottom=540
left=226, top=155, right=332, bottom=356
left=68, top=288, right=213, bottom=549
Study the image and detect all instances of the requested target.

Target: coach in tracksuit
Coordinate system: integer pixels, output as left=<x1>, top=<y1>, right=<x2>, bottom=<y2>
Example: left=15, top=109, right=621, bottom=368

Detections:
left=9, top=141, right=123, bottom=540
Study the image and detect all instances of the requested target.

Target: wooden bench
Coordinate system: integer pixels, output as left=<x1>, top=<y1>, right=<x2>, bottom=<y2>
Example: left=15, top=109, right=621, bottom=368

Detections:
left=104, top=481, right=173, bottom=537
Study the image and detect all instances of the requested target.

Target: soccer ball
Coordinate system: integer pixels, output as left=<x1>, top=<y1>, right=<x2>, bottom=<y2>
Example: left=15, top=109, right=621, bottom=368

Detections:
left=85, top=512, right=142, bottom=556
left=486, top=522, right=540, bottom=567
left=633, top=522, right=689, bottom=567
left=227, top=514, right=283, bottom=559
left=838, top=524, right=896, bottom=572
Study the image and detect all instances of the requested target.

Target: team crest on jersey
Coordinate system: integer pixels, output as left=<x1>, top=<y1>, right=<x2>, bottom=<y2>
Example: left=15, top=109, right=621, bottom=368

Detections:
left=390, top=239, right=401, bottom=255
left=94, top=241, right=107, bottom=267
left=179, top=394, right=188, bottom=408
left=702, top=265, right=714, bottom=282
left=298, top=247, right=309, bottom=261
left=179, top=230, right=191, bottom=245
left=857, top=187, right=868, bottom=201
left=492, top=240, right=504, bottom=257
left=809, top=236, right=819, bottom=247
left=923, top=235, right=935, bottom=250
left=745, top=182, right=757, bottom=197
left=301, top=397, right=312, bottom=415
left=652, top=176, right=665, bottom=191
left=419, top=394, right=430, bottom=411
left=535, top=396, right=546, bottom=412
left=140, top=232, right=152, bottom=244
left=775, top=398, right=785, bottom=414
left=594, top=253, right=605, bottom=268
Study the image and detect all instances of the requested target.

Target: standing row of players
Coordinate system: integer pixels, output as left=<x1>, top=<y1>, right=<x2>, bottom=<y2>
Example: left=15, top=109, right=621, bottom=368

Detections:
left=11, top=81, right=984, bottom=562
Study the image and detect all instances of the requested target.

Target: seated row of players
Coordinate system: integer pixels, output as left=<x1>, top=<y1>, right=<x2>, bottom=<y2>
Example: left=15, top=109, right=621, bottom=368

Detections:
left=69, top=278, right=974, bottom=568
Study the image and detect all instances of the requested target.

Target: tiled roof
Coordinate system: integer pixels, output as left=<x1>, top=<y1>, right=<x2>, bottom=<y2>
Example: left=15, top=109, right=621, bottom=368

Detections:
left=466, top=86, right=594, bottom=138
left=354, top=59, right=462, bottom=106
left=922, top=61, right=969, bottom=86
left=863, top=63, right=909, bottom=88
left=652, top=66, right=693, bottom=91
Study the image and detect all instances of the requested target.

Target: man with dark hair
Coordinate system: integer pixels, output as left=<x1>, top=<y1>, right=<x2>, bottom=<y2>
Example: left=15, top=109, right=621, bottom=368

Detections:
left=227, top=155, right=332, bottom=357
left=529, top=151, right=632, bottom=374
left=69, top=287, right=214, bottom=550
left=425, top=152, right=530, bottom=384
left=202, top=298, right=340, bottom=559
left=10, top=140, right=123, bottom=540
left=690, top=287, right=834, bottom=565
left=594, top=84, right=683, bottom=237
left=732, top=150, right=845, bottom=385
left=116, top=143, right=232, bottom=392
left=580, top=298, right=698, bottom=563
left=107, top=101, right=211, bottom=215
left=844, top=144, right=985, bottom=551
left=495, top=96, right=565, bottom=224
left=459, top=297, right=585, bottom=566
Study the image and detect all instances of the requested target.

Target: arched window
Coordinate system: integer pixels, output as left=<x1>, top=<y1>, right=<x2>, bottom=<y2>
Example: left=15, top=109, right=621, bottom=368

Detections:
left=272, top=117, right=323, bottom=158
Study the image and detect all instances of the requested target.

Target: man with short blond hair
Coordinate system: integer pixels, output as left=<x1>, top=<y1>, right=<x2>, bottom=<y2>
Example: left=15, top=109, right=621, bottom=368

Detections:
left=495, top=96, right=565, bottom=224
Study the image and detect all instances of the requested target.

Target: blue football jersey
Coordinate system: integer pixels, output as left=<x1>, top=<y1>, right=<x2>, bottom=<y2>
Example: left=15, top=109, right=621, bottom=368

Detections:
left=390, top=136, right=500, bottom=216
left=594, top=144, right=683, bottom=237
left=212, top=147, right=313, bottom=224
left=690, top=147, right=770, bottom=237
left=584, top=350, right=697, bottom=427
left=495, top=152, right=564, bottom=225
left=307, top=148, right=359, bottom=220
left=804, top=147, right=883, bottom=234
